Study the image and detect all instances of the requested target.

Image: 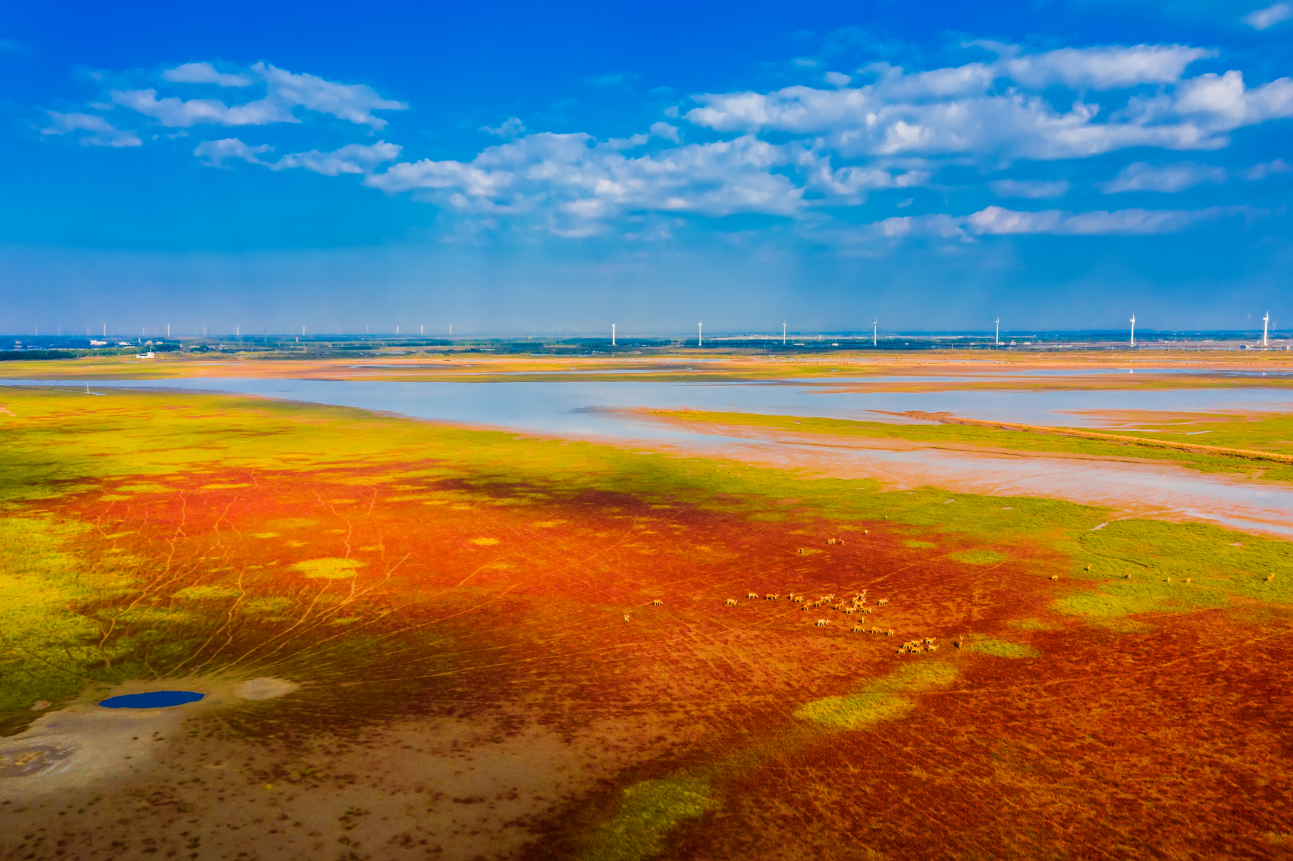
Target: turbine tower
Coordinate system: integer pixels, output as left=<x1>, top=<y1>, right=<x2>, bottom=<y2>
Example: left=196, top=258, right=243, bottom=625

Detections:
left=873, top=321, right=877, bottom=348
left=612, top=323, right=616, bottom=347
left=1263, top=311, right=1270, bottom=347
left=782, top=321, right=786, bottom=346
left=698, top=321, right=702, bottom=348
left=1129, top=314, right=1136, bottom=348
left=995, top=318, right=1000, bottom=347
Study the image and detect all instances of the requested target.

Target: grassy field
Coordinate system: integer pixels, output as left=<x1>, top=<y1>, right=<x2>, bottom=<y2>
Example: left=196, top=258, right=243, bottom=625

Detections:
left=2, top=386, right=1292, bottom=860
left=650, top=409, right=1293, bottom=483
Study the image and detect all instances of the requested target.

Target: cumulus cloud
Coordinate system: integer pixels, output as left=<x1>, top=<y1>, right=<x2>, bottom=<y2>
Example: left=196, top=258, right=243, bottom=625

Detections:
left=824, top=71, right=852, bottom=87
left=194, top=138, right=272, bottom=167
left=996, top=45, right=1213, bottom=91
left=162, top=62, right=252, bottom=87
left=41, top=110, right=140, bottom=147
left=683, top=44, right=1264, bottom=163
left=1170, top=70, right=1293, bottom=130
left=365, top=132, right=807, bottom=231
left=481, top=117, right=526, bottom=138
left=649, top=121, right=680, bottom=142
left=1102, top=161, right=1227, bottom=193
left=1243, top=3, right=1291, bottom=29
left=989, top=179, right=1071, bottom=199
left=113, top=62, right=406, bottom=129
left=271, top=141, right=402, bottom=175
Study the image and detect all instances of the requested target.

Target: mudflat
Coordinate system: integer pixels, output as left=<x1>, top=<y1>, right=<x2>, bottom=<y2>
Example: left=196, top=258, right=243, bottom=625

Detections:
left=2, top=376, right=1292, bottom=861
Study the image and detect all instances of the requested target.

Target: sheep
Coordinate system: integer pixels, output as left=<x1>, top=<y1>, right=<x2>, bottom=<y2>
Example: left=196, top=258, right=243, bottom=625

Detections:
left=725, top=598, right=737, bottom=606
left=652, top=599, right=664, bottom=606
left=815, top=619, right=829, bottom=627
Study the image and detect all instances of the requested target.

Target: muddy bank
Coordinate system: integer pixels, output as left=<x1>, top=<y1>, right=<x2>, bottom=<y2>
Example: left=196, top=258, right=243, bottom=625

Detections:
left=630, top=418, right=1293, bottom=537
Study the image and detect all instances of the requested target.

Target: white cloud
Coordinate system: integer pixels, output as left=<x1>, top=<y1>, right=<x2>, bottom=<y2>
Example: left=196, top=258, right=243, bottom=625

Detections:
left=824, top=71, right=852, bottom=87
left=649, top=121, right=680, bottom=142
left=997, top=45, right=1213, bottom=91
left=112, top=88, right=288, bottom=126
left=41, top=110, right=140, bottom=147
left=1246, top=158, right=1291, bottom=180
left=271, top=141, right=402, bottom=175
left=682, top=44, right=1269, bottom=164
left=876, top=213, right=965, bottom=239
left=194, top=138, right=272, bottom=167
left=365, top=132, right=806, bottom=230
left=481, top=117, right=526, bottom=138
left=253, top=63, right=406, bottom=128
left=1169, top=70, right=1293, bottom=133
left=162, top=62, right=252, bottom=87
left=1243, top=3, right=1291, bottom=29
left=194, top=139, right=400, bottom=175
left=113, top=62, right=406, bottom=129
left=966, top=204, right=1236, bottom=235
left=1102, top=161, right=1227, bottom=193
left=989, top=179, right=1071, bottom=198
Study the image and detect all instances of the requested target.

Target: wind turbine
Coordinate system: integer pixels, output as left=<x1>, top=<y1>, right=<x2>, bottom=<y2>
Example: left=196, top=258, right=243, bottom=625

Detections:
left=612, top=323, right=616, bottom=347
left=873, top=321, right=877, bottom=348
left=782, top=321, right=786, bottom=346
left=1130, top=314, right=1136, bottom=348
left=1263, top=311, right=1270, bottom=347
left=995, top=318, right=1000, bottom=347
left=698, top=321, right=702, bottom=347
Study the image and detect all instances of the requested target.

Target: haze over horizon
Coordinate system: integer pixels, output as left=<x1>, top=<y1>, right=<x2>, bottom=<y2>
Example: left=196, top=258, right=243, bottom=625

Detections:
left=2, top=0, right=1291, bottom=335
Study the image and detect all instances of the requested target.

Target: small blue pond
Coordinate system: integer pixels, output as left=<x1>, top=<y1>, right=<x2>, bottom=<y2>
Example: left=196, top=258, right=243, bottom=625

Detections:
left=99, top=691, right=204, bottom=709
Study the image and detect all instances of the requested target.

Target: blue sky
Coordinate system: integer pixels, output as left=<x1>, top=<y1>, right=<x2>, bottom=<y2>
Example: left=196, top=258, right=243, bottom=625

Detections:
left=2, top=0, right=1291, bottom=336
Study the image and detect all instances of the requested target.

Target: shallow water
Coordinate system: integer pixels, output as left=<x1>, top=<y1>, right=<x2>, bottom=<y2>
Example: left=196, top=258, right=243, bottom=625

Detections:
left=6, top=377, right=1293, bottom=535
left=99, top=691, right=204, bottom=709
left=7, top=378, right=1290, bottom=435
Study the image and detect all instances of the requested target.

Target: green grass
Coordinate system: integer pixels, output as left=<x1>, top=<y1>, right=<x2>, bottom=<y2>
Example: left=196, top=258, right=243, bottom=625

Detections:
left=949, top=549, right=1010, bottom=566
left=794, top=662, right=959, bottom=730
left=582, top=775, right=718, bottom=861
left=967, top=638, right=1041, bottom=658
